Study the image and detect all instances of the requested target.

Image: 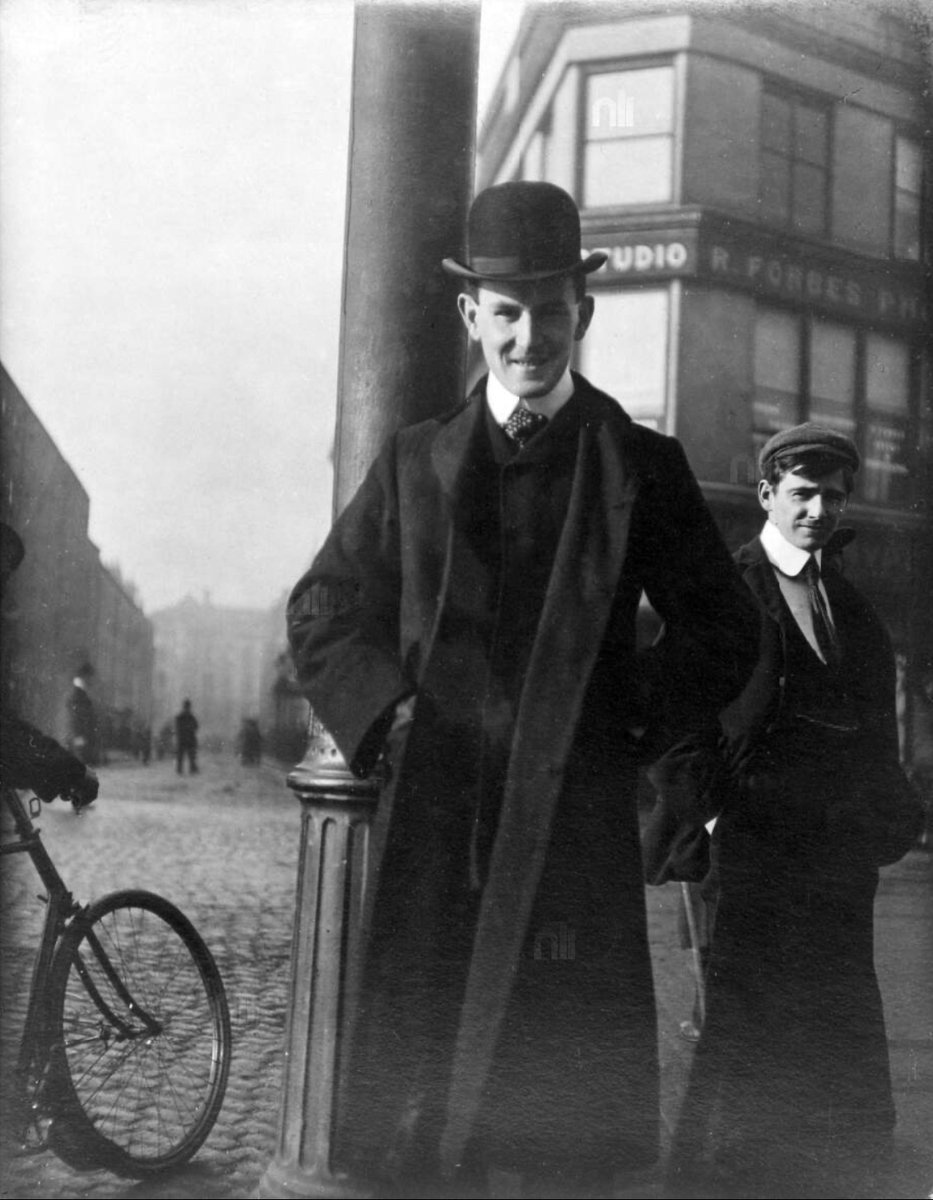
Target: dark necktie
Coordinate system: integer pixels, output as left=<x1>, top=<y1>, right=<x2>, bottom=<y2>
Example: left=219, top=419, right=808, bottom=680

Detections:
left=502, top=402, right=548, bottom=447
left=805, top=556, right=839, bottom=665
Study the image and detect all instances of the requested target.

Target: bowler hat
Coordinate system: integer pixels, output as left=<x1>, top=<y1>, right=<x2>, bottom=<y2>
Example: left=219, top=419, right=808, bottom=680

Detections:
left=442, top=181, right=607, bottom=282
left=759, top=422, right=860, bottom=476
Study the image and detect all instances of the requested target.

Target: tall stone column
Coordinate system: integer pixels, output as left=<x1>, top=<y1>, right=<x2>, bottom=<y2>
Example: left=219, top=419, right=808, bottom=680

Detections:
left=332, top=1, right=480, bottom=511
left=256, top=4, right=479, bottom=1198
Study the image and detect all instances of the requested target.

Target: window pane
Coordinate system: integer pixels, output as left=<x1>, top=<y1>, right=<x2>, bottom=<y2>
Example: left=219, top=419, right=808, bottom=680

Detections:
left=894, top=191, right=920, bottom=261
left=809, top=320, right=856, bottom=437
left=866, top=335, right=909, bottom=413
left=794, top=104, right=828, bottom=165
left=586, top=68, right=673, bottom=142
left=760, top=152, right=790, bottom=221
left=761, top=92, right=791, bottom=153
left=578, top=289, right=669, bottom=427
left=584, top=137, right=672, bottom=206
left=753, top=309, right=800, bottom=467
left=896, top=136, right=921, bottom=193
left=755, top=309, right=799, bottom=394
left=792, top=162, right=826, bottom=235
left=863, top=419, right=909, bottom=504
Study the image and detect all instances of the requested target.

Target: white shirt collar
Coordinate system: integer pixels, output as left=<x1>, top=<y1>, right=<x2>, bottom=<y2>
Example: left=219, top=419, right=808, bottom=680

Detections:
left=760, top=519, right=822, bottom=576
left=485, top=367, right=574, bottom=425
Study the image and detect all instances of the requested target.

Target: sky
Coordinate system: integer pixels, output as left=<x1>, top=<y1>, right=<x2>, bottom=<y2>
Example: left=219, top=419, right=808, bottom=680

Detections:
left=0, top=0, right=524, bottom=614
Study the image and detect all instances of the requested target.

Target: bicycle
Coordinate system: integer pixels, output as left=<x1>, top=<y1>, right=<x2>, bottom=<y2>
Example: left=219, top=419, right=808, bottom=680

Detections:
left=0, top=783, right=232, bottom=1178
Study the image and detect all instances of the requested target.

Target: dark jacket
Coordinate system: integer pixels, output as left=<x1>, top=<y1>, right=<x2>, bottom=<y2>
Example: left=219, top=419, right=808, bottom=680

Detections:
left=644, top=531, right=923, bottom=884
left=175, top=709, right=198, bottom=749
left=287, top=373, right=759, bottom=1178
left=656, top=532, right=923, bottom=1180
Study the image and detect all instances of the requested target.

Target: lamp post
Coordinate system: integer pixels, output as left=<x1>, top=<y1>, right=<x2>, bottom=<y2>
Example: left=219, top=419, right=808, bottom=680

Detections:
left=256, top=4, right=478, bottom=1197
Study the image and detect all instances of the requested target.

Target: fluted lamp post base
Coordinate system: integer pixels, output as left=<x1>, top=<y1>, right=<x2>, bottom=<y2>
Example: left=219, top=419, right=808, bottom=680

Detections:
left=255, top=716, right=380, bottom=1200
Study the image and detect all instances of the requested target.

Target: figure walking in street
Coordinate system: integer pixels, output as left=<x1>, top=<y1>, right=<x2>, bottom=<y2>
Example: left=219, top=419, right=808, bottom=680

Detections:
left=67, top=663, right=99, bottom=767
left=174, top=699, right=199, bottom=775
left=287, top=181, right=759, bottom=1196
left=645, top=423, right=924, bottom=1199
left=238, top=718, right=263, bottom=766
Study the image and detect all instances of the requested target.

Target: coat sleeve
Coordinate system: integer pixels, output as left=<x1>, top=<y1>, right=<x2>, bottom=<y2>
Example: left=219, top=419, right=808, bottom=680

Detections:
left=826, top=584, right=924, bottom=864
left=286, top=434, right=414, bottom=777
left=632, top=436, right=759, bottom=883
left=634, top=435, right=759, bottom=748
left=0, top=710, right=90, bottom=802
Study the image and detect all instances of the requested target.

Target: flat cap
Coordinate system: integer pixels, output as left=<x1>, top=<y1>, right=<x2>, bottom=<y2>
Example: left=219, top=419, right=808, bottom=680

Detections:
left=759, top=422, right=860, bottom=476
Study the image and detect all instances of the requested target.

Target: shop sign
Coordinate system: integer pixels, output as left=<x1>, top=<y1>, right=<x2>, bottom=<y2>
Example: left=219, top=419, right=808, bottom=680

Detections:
left=584, top=223, right=927, bottom=329
left=584, top=230, right=698, bottom=279
left=700, top=235, right=927, bottom=329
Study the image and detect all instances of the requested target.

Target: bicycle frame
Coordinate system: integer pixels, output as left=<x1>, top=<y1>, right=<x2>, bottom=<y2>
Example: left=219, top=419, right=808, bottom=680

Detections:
left=1, top=784, right=232, bottom=1177
left=0, top=787, right=82, bottom=1150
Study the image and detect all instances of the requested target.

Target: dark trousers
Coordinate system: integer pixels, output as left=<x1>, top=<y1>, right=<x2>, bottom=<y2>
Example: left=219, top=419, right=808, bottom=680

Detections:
left=176, top=745, right=198, bottom=774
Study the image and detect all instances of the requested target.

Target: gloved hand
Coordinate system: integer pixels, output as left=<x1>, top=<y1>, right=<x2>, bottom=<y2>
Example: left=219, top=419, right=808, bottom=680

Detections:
left=63, top=769, right=98, bottom=811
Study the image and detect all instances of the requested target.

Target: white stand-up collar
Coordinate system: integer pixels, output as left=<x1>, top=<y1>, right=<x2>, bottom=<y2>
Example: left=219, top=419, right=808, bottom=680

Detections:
left=760, top=519, right=823, bottom=577
left=485, top=368, right=574, bottom=425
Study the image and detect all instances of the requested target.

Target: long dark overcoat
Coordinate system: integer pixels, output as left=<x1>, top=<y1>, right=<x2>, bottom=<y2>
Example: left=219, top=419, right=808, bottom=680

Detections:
left=287, top=373, right=759, bottom=1183
left=649, top=535, right=924, bottom=1194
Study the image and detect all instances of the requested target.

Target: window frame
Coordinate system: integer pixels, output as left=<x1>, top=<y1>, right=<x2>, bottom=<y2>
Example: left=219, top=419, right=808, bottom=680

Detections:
left=577, top=58, right=677, bottom=212
left=751, top=302, right=920, bottom=508
left=758, top=82, right=833, bottom=239
left=891, top=129, right=923, bottom=263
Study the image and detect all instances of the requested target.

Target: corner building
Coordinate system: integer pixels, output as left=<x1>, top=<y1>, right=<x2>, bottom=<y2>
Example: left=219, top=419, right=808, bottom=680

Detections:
left=477, top=2, right=933, bottom=739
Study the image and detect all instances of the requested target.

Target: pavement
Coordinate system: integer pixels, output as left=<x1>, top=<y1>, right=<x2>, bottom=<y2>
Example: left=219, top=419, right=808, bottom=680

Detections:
left=1, top=753, right=930, bottom=1200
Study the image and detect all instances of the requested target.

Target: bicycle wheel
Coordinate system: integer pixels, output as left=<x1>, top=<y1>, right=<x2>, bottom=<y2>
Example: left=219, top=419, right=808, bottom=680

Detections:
left=44, top=888, right=231, bottom=1177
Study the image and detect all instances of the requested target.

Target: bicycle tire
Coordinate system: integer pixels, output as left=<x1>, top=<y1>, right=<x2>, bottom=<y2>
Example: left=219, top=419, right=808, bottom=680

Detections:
left=44, top=888, right=231, bottom=1177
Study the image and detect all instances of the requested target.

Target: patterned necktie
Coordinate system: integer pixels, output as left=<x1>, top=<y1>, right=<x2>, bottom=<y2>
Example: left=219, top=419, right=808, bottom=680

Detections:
left=805, top=556, right=839, bottom=665
left=502, top=402, right=548, bottom=447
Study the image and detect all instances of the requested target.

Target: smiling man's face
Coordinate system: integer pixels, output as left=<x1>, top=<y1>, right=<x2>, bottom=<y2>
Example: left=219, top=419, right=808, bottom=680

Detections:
left=759, top=464, right=849, bottom=551
left=458, top=275, right=594, bottom=401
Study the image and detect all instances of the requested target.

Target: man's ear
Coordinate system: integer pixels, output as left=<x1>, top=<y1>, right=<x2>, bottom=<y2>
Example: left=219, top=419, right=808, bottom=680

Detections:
left=457, top=292, right=480, bottom=340
left=758, top=478, right=773, bottom=514
left=574, top=294, right=595, bottom=341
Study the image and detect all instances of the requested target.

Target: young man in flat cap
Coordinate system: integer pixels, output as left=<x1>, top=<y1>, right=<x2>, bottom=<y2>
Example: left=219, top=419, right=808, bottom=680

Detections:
left=287, top=181, right=759, bottom=1195
left=649, top=423, right=923, bottom=1198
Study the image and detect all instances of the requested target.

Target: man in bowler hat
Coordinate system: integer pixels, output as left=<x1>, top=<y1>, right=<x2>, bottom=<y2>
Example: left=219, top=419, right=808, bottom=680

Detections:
left=647, top=423, right=923, bottom=1197
left=287, top=181, right=759, bottom=1195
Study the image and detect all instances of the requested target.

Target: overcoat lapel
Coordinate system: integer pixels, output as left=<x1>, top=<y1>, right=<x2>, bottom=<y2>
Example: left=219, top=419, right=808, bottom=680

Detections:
left=356, top=394, right=491, bottom=967
left=440, top=393, right=641, bottom=1173
left=739, top=539, right=788, bottom=627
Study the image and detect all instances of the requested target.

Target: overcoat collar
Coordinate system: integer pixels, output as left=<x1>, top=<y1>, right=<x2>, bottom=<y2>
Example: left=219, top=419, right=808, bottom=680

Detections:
left=735, top=535, right=788, bottom=627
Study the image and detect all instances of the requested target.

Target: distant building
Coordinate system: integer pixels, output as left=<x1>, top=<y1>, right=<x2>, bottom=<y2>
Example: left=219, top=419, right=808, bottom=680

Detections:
left=1, top=362, right=154, bottom=746
left=151, top=595, right=279, bottom=751
left=477, top=2, right=932, bottom=690
left=260, top=590, right=310, bottom=765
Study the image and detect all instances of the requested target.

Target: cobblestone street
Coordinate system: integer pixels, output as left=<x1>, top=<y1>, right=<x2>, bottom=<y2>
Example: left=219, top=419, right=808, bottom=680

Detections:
left=1, top=754, right=298, bottom=1200
left=1, top=754, right=930, bottom=1199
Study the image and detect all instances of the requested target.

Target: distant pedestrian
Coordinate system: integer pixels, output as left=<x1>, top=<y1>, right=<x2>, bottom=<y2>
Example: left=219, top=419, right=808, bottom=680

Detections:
left=136, top=724, right=152, bottom=765
left=238, top=718, right=263, bottom=766
left=68, top=664, right=99, bottom=767
left=174, top=699, right=199, bottom=775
